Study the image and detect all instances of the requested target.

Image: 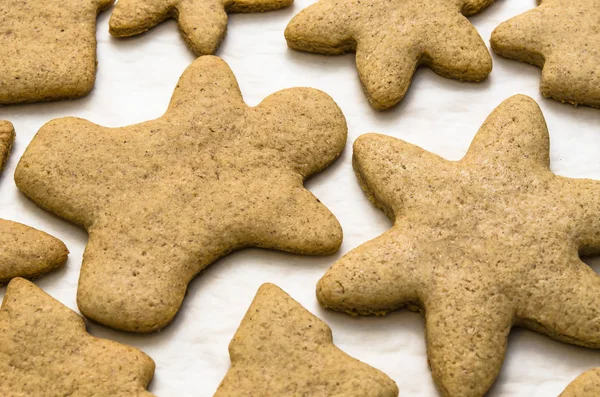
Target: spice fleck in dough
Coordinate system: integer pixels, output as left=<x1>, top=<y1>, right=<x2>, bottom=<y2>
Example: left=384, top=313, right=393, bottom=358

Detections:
left=317, top=95, right=600, bottom=397
left=0, top=0, right=113, bottom=105
left=285, top=0, right=494, bottom=110
left=0, top=121, right=68, bottom=284
left=214, top=283, right=399, bottom=397
left=491, top=0, right=600, bottom=108
left=560, top=369, right=600, bottom=397
left=109, top=0, right=293, bottom=56
left=15, top=56, right=347, bottom=333
left=0, top=278, right=156, bottom=397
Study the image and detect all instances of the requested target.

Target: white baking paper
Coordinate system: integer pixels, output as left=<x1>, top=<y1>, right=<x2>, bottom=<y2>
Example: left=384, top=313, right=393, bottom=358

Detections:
left=1, top=1, right=600, bottom=396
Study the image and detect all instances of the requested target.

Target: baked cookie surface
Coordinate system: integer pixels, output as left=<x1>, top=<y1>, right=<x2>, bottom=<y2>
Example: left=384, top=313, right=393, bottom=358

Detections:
left=109, top=0, right=293, bottom=56
left=0, top=121, right=15, bottom=172
left=0, top=121, right=68, bottom=283
left=491, top=0, right=600, bottom=108
left=318, top=95, right=600, bottom=397
left=0, top=220, right=69, bottom=284
left=560, top=369, right=600, bottom=397
left=0, top=0, right=113, bottom=104
left=215, top=283, right=399, bottom=397
left=0, top=278, right=155, bottom=397
left=15, top=56, right=347, bottom=333
left=285, top=0, right=494, bottom=110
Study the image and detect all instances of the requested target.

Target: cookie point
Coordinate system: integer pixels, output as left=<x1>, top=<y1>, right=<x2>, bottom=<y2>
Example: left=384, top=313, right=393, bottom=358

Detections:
left=499, top=94, right=541, bottom=112
left=316, top=273, right=344, bottom=308
left=6, top=276, right=30, bottom=290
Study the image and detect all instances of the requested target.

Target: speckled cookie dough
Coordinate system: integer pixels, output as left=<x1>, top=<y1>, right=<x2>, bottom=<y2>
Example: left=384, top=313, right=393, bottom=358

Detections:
left=0, top=0, right=113, bottom=104
left=0, top=122, right=68, bottom=283
left=317, top=95, right=600, bottom=397
left=214, top=283, right=399, bottom=397
left=491, top=0, right=600, bottom=108
left=560, top=369, right=600, bottom=397
left=0, top=121, right=15, bottom=172
left=285, top=0, right=494, bottom=110
left=0, top=278, right=156, bottom=397
left=109, top=0, right=293, bottom=56
left=15, top=55, right=347, bottom=333
left=0, top=220, right=68, bottom=284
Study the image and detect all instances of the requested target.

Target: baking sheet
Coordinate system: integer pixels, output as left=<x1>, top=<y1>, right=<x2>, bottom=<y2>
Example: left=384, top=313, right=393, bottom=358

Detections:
left=2, top=1, right=600, bottom=395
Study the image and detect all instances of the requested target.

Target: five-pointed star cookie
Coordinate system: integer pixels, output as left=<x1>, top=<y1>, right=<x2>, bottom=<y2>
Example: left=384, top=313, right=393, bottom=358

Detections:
left=14, top=56, right=347, bottom=333
left=491, top=0, right=600, bottom=108
left=109, top=0, right=293, bottom=56
left=317, top=95, right=600, bottom=397
left=0, top=0, right=113, bottom=104
left=285, top=0, right=494, bottom=110
left=214, top=283, right=399, bottom=397
left=0, top=278, right=155, bottom=397
left=0, top=121, right=68, bottom=284
left=561, top=369, right=600, bottom=397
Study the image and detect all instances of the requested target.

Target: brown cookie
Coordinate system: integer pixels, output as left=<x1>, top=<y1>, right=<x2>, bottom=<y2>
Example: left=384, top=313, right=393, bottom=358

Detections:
left=317, top=95, right=600, bottom=397
left=0, top=220, right=69, bottom=284
left=0, top=121, right=15, bottom=172
left=0, top=0, right=113, bottom=105
left=0, top=122, right=68, bottom=283
left=0, top=278, right=155, bottom=396
left=560, top=369, right=600, bottom=397
left=109, top=0, right=293, bottom=56
left=285, top=0, right=494, bottom=110
left=214, top=283, right=399, bottom=397
left=491, top=0, right=600, bottom=108
left=15, top=55, right=347, bottom=333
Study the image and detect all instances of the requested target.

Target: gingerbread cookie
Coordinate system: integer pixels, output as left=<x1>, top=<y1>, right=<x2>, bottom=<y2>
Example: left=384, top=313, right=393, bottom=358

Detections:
left=560, top=369, right=600, bottom=397
left=215, top=283, right=399, bottom=396
left=0, top=220, right=69, bottom=284
left=0, top=0, right=113, bottom=105
left=109, top=0, right=293, bottom=56
left=317, top=95, right=600, bottom=397
left=0, top=278, right=155, bottom=396
left=285, top=0, right=494, bottom=110
left=491, top=0, right=600, bottom=108
left=0, top=121, right=14, bottom=172
left=15, top=55, right=347, bottom=333
left=0, top=122, right=68, bottom=284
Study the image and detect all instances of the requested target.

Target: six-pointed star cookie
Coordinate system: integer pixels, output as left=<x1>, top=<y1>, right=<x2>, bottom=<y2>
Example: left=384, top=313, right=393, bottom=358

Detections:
left=109, top=0, right=293, bottom=56
left=317, top=95, right=600, bottom=397
left=285, top=0, right=494, bottom=110
left=15, top=56, right=347, bottom=333
left=0, top=121, right=68, bottom=284
left=214, top=283, right=399, bottom=397
left=0, top=0, right=113, bottom=104
left=0, top=278, right=155, bottom=397
left=560, top=368, right=600, bottom=397
left=491, top=0, right=600, bottom=108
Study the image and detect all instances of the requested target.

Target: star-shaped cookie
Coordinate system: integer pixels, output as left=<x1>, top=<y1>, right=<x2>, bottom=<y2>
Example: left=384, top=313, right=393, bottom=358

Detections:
left=285, top=0, right=494, bottom=110
left=317, top=95, right=600, bottom=397
left=561, top=369, right=600, bottom=397
left=109, top=0, right=293, bottom=56
left=0, top=121, right=68, bottom=284
left=15, top=56, right=347, bottom=333
left=491, top=0, right=600, bottom=108
left=0, top=0, right=113, bottom=104
left=214, top=283, right=399, bottom=396
left=0, top=278, right=155, bottom=397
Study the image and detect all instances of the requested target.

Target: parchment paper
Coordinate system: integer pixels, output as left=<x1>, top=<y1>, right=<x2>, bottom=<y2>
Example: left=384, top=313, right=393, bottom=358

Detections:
left=1, top=1, right=600, bottom=395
